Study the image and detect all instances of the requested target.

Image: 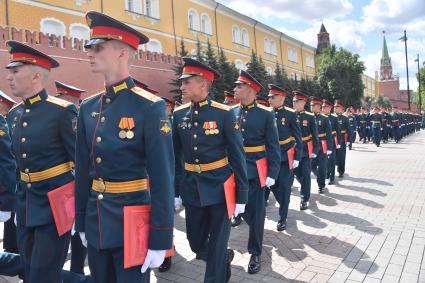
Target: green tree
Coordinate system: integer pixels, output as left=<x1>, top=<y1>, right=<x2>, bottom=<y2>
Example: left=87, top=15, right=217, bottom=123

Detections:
left=246, top=51, right=271, bottom=98
left=316, top=45, right=366, bottom=108
left=216, top=48, right=238, bottom=102
left=195, top=37, right=204, bottom=62
left=204, top=40, right=220, bottom=100
left=371, top=95, right=392, bottom=109
left=415, top=66, right=425, bottom=111
left=169, top=39, right=189, bottom=103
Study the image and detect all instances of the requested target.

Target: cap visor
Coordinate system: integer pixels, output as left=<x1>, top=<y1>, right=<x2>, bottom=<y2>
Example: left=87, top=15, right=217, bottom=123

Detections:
left=6, top=61, right=25, bottom=69
left=84, top=38, right=108, bottom=49
left=178, top=74, right=194, bottom=81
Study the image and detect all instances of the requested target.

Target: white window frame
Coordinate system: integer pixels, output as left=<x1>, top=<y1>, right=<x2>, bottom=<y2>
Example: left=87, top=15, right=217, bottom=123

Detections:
left=241, top=28, right=249, bottom=47
left=146, top=39, right=162, bottom=53
left=266, top=66, right=274, bottom=76
left=69, top=23, right=90, bottom=40
left=232, top=25, right=241, bottom=44
left=40, top=17, right=66, bottom=37
left=188, top=9, right=200, bottom=31
left=125, top=0, right=142, bottom=14
left=144, top=0, right=160, bottom=19
left=234, top=59, right=244, bottom=70
left=200, top=13, right=212, bottom=35
left=270, top=41, right=277, bottom=55
left=306, top=54, right=315, bottom=68
left=264, top=37, right=270, bottom=54
left=288, top=47, right=298, bottom=63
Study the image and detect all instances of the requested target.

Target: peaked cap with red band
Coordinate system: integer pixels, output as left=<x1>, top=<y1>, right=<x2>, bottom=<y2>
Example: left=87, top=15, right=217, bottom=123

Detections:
left=133, top=78, right=159, bottom=94
left=223, top=90, right=235, bottom=103
left=85, top=11, right=149, bottom=49
left=310, top=97, right=323, bottom=105
left=178, top=57, right=221, bottom=82
left=0, top=90, right=16, bottom=107
left=55, top=81, right=85, bottom=98
left=322, top=99, right=333, bottom=108
left=334, top=100, right=345, bottom=108
left=268, top=84, right=288, bottom=97
left=235, top=70, right=263, bottom=93
left=5, top=40, right=59, bottom=70
left=256, top=96, right=269, bottom=106
left=292, top=90, right=310, bottom=102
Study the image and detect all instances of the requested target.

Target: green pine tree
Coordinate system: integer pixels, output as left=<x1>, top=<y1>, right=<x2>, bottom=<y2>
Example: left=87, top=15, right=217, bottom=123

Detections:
left=195, top=37, right=204, bottom=62
left=216, top=48, right=239, bottom=102
left=246, top=51, right=270, bottom=98
left=169, top=39, right=189, bottom=103
left=204, top=40, right=220, bottom=100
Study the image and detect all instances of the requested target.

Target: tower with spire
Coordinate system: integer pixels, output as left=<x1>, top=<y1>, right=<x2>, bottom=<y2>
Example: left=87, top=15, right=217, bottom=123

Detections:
left=380, top=31, right=394, bottom=81
left=317, top=22, right=330, bottom=54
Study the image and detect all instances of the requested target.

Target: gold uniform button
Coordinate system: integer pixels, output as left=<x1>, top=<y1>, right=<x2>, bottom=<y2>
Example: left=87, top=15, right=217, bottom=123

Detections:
left=27, top=183, right=31, bottom=188
left=105, top=98, right=111, bottom=104
left=24, top=169, right=29, bottom=173
left=22, top=153, right=27, bottom=158
left=21, top=138, right=26, bottom=143
left=96, top=137, right=102, bottom=143
left=101, top=117, right=106, bottom=123
left=96, top=157, right=102, bottom=164
left=22, top=122, right=28, bottom=127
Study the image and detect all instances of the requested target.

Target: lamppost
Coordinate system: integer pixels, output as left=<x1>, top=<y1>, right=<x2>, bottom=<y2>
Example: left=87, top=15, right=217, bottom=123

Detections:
left=414, top=54, right=422, bottom=113
left=399, top=30, right=411, bottom=110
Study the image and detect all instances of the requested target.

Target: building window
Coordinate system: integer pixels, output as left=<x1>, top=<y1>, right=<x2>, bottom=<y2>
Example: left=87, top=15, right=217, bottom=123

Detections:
left=264, top=37, right=270, bottom=54
left=288, top=47, right=298, bottom=63
left=241, top=28, right=249, bottom=47
left=232, top=25, right=240, bottom=44
left=266, top=66, right=274, bottom=76
left=188, top=9, right=200, bottom=31
left=69, top=23, right=90, bottom=40
left=40, top=17, right=66, bottom=36
left=234, top=59, right=244, bottom=70
left=306, top=55, right=315, bottom=68
left=270, top=41, right=277, bottom=55
left=200, top=13, right=212, bottom=35
left=144, top=0, right=159, bottom=19
left=146, top=39, right=162, bottom=53
left=125, top=0, right=142, bottom=14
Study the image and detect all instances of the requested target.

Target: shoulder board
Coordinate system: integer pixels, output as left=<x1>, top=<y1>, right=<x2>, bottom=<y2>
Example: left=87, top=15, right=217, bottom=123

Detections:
left=230, top=104, right=240, bottom=110
left=46, top=96, right=73, bottom=108
left=257, top=104, right=272, bottom=112
left=173, top=102, right=191, bottom=113
left=211, top=101, right=231, bottom=111
left=343, top=114, right=349, bottom=117
left=305, top=111, right=314, bottom=116
left=284, top=106, right=295, bottom=112
left=8, top=102, right=23, bottom=113
left=320, top=113, right=328, bottom=118
left=331, top=113, right=338, bottom=117
left=83, top=91, right=102, bottom=102
left=131, top=87, right=161, bottom=102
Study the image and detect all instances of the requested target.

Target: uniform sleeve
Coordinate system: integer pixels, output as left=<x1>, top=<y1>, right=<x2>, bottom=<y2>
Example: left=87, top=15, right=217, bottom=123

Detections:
left=172, top=113, right=183, bottom=198
left=145, top=100, right=174, bottom=250
left=335, top=117, right=342, bottom=145
left=60, top=105, right=78, bottom=162
left=310, top=116, right=320, bottom=155
left=75, top=105, right=91, bottom=232
left=224, top=110, right=248, bottom=204
left=0, top=116, right=17, bottom=212
left=325, top=117, right=333, bottom=149
left=265, top=111, right=281, bottom=180
left=290, top=113, right=303, bottom=161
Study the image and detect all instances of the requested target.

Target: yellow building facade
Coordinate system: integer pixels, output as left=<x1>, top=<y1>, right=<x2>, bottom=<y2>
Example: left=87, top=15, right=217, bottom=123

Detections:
left=0, top=0, right=316, bottom=79
left=362, top=72, right=380, bottom=98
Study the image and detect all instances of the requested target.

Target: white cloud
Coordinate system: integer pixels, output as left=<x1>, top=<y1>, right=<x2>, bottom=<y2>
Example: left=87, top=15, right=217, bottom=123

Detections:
left=218, top=0, right=353, bottom=21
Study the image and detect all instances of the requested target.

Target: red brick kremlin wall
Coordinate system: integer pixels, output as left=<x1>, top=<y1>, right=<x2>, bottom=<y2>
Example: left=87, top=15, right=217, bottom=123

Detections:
left=0, top=26, right=180, bottom=109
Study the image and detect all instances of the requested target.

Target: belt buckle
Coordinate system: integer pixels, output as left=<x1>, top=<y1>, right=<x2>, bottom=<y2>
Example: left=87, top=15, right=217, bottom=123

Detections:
left=21, top=172, right=30, bottom=182
left=98, top=178, right=106, bottom=192
left=194, top=164, right=202, bottom=174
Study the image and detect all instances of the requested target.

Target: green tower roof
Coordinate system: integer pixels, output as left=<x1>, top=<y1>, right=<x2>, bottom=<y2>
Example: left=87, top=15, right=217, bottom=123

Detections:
left=382, top=34, right=390, bottom=61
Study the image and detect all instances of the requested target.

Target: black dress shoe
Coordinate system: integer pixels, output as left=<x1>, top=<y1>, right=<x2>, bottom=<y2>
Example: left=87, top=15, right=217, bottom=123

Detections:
left=226, top=249, right=235, bottom=282
left=328, top=180, right=335, bottom=185
left=232, top=215, right=242, bottom=227
left=338, top=173, right=344, bottom=178
left=300, top=201, right=308, bottom=210
left=277, top=219, right=286, bottom=231
left=158, top=257, right=172, bottom=273
left=248, top=255, right=261, bottom=274
left=319, top=187, right=325, bottom=194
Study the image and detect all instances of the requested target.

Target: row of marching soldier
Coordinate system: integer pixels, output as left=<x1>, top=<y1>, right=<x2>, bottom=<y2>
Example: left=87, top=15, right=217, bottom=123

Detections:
left=0, top=10, right=423, bottom=283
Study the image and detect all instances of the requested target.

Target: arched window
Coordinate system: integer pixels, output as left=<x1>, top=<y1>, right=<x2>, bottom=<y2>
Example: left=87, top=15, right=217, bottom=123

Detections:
left=234, top=59, right=244, bottom=70
left=232, top=25, right=240, bottom=44
left=241, top=28, right=249, bottom=47
left=188, top=9, right=200, bottom=31
left=264, top=37, right=270, bottom=54
left=146, top=39, right=162, bottom=53
left=200, top=13, right=212, bottom=35
left=144, top=0, right=159, bottom=19
left=270, top=41, right=277, bottom=55
left=288, top=47, right=298, bottom=63
left=69, top=23, right=90, bottom=40
left=40, top=17, right=66, bottom=37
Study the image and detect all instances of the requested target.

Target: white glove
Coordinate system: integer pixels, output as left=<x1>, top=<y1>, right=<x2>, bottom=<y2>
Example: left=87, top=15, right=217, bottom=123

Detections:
left=292, top=160, right=299, bottom=169
left=336, top=145, right=341, bottom=149
left=141, top=249, right=166, bottom=273
left=311, top=153, right=317, bottom=158
left=265, top=177, right=275, bottom=188
left=326, top=150, right=332, bottom=155
left=71, top=223, right=76, bottom=236
left=234, top=203, right=246, bottom=217
left=174, top=197, right=182, bottom=211
left=79, top=232, right=88, bottom=248
left=14, top=214, right=16, bottom=226
left=0, top=211, right=11, bottom=222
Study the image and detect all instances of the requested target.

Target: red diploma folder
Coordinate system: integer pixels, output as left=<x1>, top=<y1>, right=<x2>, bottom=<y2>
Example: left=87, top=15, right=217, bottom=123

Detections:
left=287, top=147, right=295, bottom=170
left=47, top=181, right=75, bottom=236
left=307, top=141, right=313, bottom=158
left=123, top=205, right=174, bottom=269
left=224, top=174, right=236, bottom=219
left=256, top=157, right=268, bottom=187
left=334, top=136, right=339, bottom=147
left=344, top=133, right=349, bottom=143
left=321, top=140, right=328, bottom=154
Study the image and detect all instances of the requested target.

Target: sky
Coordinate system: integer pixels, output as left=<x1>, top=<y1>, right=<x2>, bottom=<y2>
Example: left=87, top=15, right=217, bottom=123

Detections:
left=217, top=0, right=425, bottom=91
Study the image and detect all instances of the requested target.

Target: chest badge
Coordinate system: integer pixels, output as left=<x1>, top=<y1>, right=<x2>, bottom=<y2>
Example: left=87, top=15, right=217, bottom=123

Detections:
left=118, top=117, right=135, bottom=140
left=204, top=121, right=219, bottom=135
left=0, top=130, right=4, bottom=137
left=281, top=117, right=286, bottom=125
left=303, top=120, right=308, bottom=127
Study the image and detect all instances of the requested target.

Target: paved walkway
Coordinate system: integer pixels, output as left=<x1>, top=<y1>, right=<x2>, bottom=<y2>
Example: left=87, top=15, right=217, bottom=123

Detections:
left=2, top=130, right=425, bottom=283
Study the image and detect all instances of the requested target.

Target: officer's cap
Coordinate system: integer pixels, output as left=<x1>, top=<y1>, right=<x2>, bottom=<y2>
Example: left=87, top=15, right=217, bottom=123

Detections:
left=268, top=84, right=288, bottom=97
left=0, top=89, right=16, bottom=107
left=178, top=57, right=221, bottom=82
left=55, top=81, right=85, bottom=98
left=6, top=40, right=59, bottom=70
left=334, top=100, right=345, bottom=109
left=235, top=70, right=263, bottom=93
left=292, top=90, right=309, bottom=102
left=310, top=97, right=323, bottom=105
